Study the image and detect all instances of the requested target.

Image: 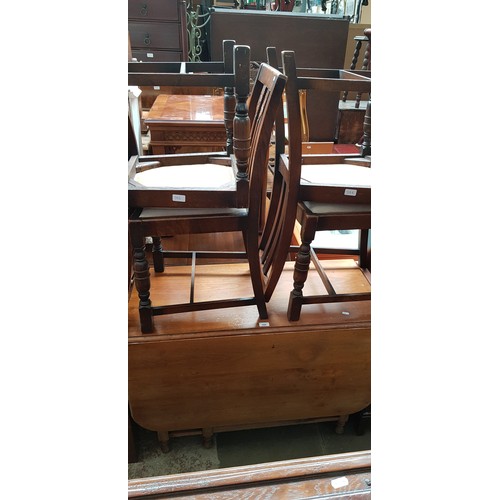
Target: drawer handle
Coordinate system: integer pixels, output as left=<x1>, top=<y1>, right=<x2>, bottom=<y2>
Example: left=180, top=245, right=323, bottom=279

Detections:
left=140, top=4, right=148, bottom=16
left=144, top=33, right=151, bottom=45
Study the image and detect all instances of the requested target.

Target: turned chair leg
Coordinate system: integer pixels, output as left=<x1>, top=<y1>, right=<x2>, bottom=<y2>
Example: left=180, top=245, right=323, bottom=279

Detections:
left=131, top=232, right=154, bottom=334
left=287, top=236, right=312, bottom=321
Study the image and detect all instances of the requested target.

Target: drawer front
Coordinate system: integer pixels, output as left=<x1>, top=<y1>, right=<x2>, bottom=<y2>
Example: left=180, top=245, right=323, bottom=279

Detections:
left=131, top=49, right=183, bottom=63
left=129, top=22, right=181, bottom=50
left=128, top=0, right=180, bottom=21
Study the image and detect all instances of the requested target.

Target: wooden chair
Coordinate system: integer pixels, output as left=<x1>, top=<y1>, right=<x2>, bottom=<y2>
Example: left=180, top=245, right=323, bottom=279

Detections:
left=335, top=28, right=371, bottom=145
left=128, top=40, right=249, bottom=294
left=342, top=28, right=371, bottom=106
left=261, top=49, right=371, bottom=321
left=129, top=54, right=287, bottom=333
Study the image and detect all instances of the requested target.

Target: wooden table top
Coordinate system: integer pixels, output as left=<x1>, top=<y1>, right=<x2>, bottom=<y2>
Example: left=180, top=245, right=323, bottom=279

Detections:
left=129, top=260, right=371, bottom=340
left=145, top=94, right=225, bottom=125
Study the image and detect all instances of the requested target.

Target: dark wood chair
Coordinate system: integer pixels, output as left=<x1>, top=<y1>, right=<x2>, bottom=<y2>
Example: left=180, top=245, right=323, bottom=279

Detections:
left=261, top=49, right=371, bottom=321
left=336, top=28, right=371, bottom=145
left=129, top=54, right=287, bottom=333
left=128, top=40, right=249, bottom=295
left=342, top=28, right=371, bottom=106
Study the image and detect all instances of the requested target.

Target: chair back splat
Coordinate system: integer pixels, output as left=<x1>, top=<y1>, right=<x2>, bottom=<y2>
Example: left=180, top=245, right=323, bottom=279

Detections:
left=261, top=49, right=371, bottom=320
left=128, top=48, right=287, bottom=333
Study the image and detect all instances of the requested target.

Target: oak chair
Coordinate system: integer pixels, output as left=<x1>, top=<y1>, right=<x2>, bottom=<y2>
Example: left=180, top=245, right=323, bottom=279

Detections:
left=129, top=54, right=287, bottom=333
left=261, top=49, right=371, bottom=321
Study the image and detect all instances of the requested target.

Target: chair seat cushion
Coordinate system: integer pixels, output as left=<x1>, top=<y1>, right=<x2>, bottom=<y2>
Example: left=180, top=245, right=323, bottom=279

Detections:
left=139, top=207, right=247, bottom=219
left=133, top=164, right=236, bottom=190
left=300, top=163, right=371, bottom=188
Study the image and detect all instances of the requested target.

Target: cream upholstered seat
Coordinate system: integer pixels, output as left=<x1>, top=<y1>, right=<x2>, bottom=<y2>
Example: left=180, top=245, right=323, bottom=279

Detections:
left=300, top=163, right=371, bottom=187
left=133, top=164, right=236, bottom=190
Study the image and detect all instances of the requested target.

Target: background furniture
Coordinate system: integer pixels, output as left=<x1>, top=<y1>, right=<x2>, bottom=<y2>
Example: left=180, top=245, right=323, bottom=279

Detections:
left=145, top=94, right=226, bottom=154
left=209, top=8, right=349, bottom=141
left=337, top=27, right=371, bottom=144
left=129, top=39, right=239, bottom=153
left=129, top=0, right=190, bottom=127
left=128, top=0, right=188, bottom=62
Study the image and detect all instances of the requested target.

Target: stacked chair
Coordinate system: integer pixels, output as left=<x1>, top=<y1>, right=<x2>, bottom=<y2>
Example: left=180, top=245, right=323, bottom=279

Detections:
left=260, top=49, right=371, bottom=321
left=128, top=44, right=287, bottom=333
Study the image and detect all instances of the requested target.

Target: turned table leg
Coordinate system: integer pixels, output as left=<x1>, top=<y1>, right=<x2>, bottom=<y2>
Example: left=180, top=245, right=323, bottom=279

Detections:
left=202, top=428, right=214, bottom=448
left=335, top=415, right=349, bottom=434
left=158, top=431, right=170, bottom=453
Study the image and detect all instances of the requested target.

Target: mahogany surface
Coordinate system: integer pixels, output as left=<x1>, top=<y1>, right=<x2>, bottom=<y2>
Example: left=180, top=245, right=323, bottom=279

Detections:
left=147, top=94, right=224, bottom=122
left=146, top=94, right=226, bottom=154
left=128, top=451, right=371, bottom=499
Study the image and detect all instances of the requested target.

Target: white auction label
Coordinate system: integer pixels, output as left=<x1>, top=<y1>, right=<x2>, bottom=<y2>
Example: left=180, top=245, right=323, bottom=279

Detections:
left=344, top=188, right=357, bottom=196
left=172, top=194, right=186, bottom=202
left=331, top=477, right=349, bottom=488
